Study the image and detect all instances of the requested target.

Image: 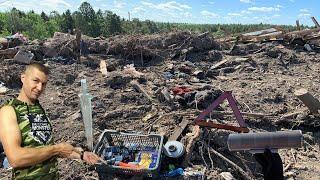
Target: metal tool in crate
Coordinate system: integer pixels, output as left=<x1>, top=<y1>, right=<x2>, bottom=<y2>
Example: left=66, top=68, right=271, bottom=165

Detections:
left=94, top=129, right=164, bottom=177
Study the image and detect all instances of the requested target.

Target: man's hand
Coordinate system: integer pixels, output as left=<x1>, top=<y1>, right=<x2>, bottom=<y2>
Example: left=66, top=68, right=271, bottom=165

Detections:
left=54, top=142, right=76, bottom=158
left=83, top=151, right=101, bottom=165
left=66, top=147, right=83, bottom=159
left=66, top=151, right=81, bottom=159
left=66, top=147, right=101, bottom=164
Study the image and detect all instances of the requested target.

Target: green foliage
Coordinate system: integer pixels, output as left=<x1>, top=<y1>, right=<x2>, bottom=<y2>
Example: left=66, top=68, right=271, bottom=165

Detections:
left=212, top=26, right=225, bottom=37
left=144, top=20, right=159, bottom=34
left=20, top=12, right=49, bottom=40
left=94, top=9, right=104, bottom=36
left=6, top=8, right=25, bottom=34
left=45, top=19, right=59, bottom=38
left=76, top=2, right=97, bottom=36
left=102, top=11, right=122, bottom=36
left=0, top=13, right=6, bottom=32
left=0, top=2, right=300, bottom=40
left=0, top=29, right=11, bottom=37
left=40, top=11, right=49, bottom=22
left=60, top=10, right=74, bottom=33
left=0, top=14, right=10, bottom=37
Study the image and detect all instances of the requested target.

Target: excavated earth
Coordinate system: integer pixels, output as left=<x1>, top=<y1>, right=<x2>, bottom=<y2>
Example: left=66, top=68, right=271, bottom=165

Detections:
left=0, top=31, right=320, bottom=179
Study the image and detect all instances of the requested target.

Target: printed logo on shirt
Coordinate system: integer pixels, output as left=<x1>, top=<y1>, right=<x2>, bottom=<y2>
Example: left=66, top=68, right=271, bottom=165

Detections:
left=27, top=114, right=52, bottom=144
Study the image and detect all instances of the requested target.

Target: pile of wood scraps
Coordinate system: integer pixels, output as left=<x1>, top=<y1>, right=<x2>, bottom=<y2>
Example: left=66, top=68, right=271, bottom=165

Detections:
left=236, top=17, right=320, bottom=45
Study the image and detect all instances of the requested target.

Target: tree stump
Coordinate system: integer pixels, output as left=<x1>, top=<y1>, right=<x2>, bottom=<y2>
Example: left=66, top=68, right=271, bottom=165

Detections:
left=294, top=88, right=320, bottom=114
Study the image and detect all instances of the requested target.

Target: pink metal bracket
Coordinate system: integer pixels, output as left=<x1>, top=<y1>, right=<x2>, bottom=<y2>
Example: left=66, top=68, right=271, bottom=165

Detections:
left=194, top=91, right=249, bottom=133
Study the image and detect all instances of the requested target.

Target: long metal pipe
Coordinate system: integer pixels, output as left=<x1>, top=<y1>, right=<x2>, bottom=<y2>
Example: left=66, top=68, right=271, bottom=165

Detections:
left=227, top=130, right=303, bottom=152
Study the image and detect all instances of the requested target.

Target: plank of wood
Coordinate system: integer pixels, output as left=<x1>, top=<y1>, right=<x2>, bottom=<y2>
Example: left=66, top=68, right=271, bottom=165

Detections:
left=168, top=118, right=189, bottom=141
left=294, top=88, right=320, bottom=114
left=100, top=60, right=108, bottom=76
left=130, top=80, right=154, bottom=103
left=195, top=120, right=249, bottom=133
left=0, top=48, right=18, bottom=55
left=311, top=17, right=320, bottom=28
left=211, top=59, right=228, bottom=69
left=142, top=106, right=158, bottom=122
left=13, top=50, right=33, bottom=64
left=182, top=125, right=201, bottom=167
left=211, top=110, right=273, bottom=118
left=296, top=20, right=301, bottom=31
left=286, top=27, right=320, bottom=37
left=75, top=28, right=81, bottom=63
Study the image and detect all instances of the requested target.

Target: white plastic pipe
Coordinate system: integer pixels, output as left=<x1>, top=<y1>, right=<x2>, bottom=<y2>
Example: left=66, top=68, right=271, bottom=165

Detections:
left=79, top=79, right=93, bottom=150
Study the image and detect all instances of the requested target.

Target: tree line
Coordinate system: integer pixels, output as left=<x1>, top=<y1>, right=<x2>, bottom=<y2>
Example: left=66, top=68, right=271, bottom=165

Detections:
left=0, top=2, right=303, bottom=40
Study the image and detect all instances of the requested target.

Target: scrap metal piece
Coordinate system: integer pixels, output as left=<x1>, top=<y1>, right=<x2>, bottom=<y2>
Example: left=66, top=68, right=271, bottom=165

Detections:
left=194, top=91, right=249, bottom=133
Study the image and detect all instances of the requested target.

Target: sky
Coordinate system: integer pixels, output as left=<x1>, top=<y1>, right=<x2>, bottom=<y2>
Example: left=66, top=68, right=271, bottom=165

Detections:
left=0, top=0, right=319, bottom=26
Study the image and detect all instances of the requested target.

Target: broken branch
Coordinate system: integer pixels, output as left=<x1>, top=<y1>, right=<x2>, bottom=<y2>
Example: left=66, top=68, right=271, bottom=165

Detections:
left=208, top=147, right=254, bottom=180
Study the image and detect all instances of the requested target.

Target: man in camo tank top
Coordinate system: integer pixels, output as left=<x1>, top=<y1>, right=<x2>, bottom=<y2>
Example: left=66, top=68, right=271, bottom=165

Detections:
left=0, top=63, right=100, bottom=179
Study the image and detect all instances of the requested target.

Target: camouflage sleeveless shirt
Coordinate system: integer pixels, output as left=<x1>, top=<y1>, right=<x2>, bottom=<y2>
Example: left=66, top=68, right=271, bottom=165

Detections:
left=5, top=99, right=58, bottom=180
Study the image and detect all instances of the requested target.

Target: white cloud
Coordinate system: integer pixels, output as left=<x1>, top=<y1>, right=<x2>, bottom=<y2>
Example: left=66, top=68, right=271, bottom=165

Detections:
left=132, top=6, right=146, bottom=13
left=201, top=10, right=219, bottom=18
left=208, top=1, right=215, bottom=5
left=113, top=0, right=126, bottom=9
left=39, top=0, right=72, bottom=8
left=228, top=13, right=242, bottom=16
left=299, top=8, right=309, bottom=13
left=141, top=2, right=153, bottom=7
left=298, top=13, right=311, bottom=18
left=298, top=9, right=311, bottom=20
left=0, top=0, right=72, bottom=13
left=240, top=0, right=252, bottom=3
left=180, top=12, right=192, bottom=18
left=248, top=6, right=280, bottom=12
left=289, top=0, right=294, bottom=2
left=141, top=1, right=191, bottom=11
left=241, top=10, right=252, bottom=14
left=0, top=0, right=10, bottom=6
left=0, top=0, right=18, bottom=7
left=130, top=1, right=195, bottom=23
left=273, top=14, right=281, bottom=18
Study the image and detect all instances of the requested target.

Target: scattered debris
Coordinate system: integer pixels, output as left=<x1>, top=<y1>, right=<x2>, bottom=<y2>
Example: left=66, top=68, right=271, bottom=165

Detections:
left=183, top=167, right=206, bottom=179
left=123, top=64, right=144, bottom=78
left=209, top=147, right=254, bottom=180
left=0, top=82, right=8, bottom=94
left=230, top=17, right=320, bottom=46
left=13, top=50, right=34, bottom=64
left=220, top=172, right=236, bottom=180
left=130, top=80, right=154, bottom=103
left=304, top=44, right=312, bottom=51
left=1, top=27, right=320, bottom=179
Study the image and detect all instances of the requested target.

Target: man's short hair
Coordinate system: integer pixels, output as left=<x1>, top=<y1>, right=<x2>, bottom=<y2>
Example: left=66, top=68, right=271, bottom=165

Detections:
left=24, top=63, right=50, bottom=75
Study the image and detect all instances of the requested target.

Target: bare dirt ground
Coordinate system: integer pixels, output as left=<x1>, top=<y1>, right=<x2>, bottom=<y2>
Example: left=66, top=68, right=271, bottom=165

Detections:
left=0, top=31, right=319, bottom=179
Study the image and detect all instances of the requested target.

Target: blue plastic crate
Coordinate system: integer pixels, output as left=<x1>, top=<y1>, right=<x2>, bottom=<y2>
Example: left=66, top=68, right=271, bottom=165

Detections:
left=94, top=129, right=164, bottom=178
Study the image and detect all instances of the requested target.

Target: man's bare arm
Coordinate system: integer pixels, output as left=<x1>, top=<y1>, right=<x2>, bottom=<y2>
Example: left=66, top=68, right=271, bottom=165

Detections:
left=0, top=105, right=76, bottom=168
